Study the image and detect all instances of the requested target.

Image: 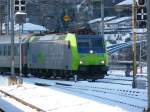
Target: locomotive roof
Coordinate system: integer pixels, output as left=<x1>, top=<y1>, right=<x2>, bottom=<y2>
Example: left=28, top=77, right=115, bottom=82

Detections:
left=76, top=35, right=104, bottom=39
left=0, top=34, right=32, bottom=44
left=29, top=34, right=66, bottom=42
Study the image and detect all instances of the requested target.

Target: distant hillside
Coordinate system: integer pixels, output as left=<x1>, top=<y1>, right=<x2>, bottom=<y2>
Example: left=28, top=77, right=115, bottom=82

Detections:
left=93, top=0, right=125, bottom=17
left=26, top=0, right=128, bottom=32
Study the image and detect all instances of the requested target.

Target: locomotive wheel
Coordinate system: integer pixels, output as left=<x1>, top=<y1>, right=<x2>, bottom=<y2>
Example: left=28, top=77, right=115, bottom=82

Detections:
left=64, top=74, right=69, bottom=81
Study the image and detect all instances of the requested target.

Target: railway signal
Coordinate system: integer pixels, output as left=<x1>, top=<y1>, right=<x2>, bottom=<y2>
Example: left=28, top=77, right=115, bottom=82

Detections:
left=63, top=15, right=70, bottom=22
left=62, top=14, right=70, bottom=31
left=14, top=0, right=26, bottom=13
left=138, top=0, right=145, bottom=5
left=14, top=0, right=26, bottom=81
left=14, top=0, right=26, bottom=24
left=15, top=12, right=26, bottom=24
left=145, top=0, right=150, bottom=111
left=137, top=0, right=147, bottom=28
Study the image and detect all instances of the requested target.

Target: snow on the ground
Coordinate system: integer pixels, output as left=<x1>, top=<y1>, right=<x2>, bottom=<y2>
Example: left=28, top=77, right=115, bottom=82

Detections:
left=108, top=66, right=147, bottom=77
left=0, top=92, right=37, bottom=112
left=0, top=83, right=127, bottom=112
left=108, top=70, right=126, bottom=76
left=0, top=69, right=148, bottom=112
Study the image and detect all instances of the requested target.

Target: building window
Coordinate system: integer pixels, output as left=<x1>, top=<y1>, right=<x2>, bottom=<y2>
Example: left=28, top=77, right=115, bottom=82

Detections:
left=3, top=46, right=6, bottom=56
left=0, top=46, right=1, bottom=55
left=8, top=46, right=11, bottom=56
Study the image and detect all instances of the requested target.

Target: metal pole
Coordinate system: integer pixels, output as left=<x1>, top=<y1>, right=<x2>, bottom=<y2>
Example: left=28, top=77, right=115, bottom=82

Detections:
left=146, top=0, right=150, bottom=111
left=139, top=29, right=143, bottom=74
left=19, top=24, right=22, bottom=77
left=101, top=0, right=104, bottom=37
left=0, top=5, right=2, bottom=35
left=139, top=34, right=142, bottom=73
left=10, top=0, right=15, bottom=75
left=74, top=74, right=77, bottom=83
left=6, top=0, right=9, bottom=35
left=0, top=15, right=2, bottom=35
left=132, top=0, right=137, bottom=88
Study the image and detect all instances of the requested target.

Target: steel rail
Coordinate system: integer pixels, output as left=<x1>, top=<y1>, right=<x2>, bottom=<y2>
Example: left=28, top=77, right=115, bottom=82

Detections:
left=0, top=89, right=46, bottom=112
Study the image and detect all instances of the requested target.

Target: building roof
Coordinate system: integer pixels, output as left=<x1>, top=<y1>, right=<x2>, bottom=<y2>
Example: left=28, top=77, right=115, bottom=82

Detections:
left=2, top=23, right=47, bottom=31
left=88, top=16, right=116, bottom=24
left=116, top=0, right=137, bottom=6
left=0, top=34, right=31, bottom=44
left=107, top=17, right=131, bottom=24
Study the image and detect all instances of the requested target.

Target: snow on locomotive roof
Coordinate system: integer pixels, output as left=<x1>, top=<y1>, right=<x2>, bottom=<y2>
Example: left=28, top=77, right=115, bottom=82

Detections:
left=37, top=34, right=65, bottom=41
left=0, top=34, right=31, bottom=44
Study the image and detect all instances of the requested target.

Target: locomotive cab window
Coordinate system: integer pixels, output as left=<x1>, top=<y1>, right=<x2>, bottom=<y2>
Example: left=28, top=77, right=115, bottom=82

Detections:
left=90, top=39, right=105, bottom=48
left=77, top=41, right=89, bottom=48
left=0, top=46, right=2, bottom=55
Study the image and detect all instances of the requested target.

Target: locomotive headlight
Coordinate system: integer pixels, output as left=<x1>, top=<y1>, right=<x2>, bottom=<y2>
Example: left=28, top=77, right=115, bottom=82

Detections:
left=101, top=61, right=105, bottom=64
left=89, top=50, right=93, bottom=54
left=80, top=61, right=83, bottom=64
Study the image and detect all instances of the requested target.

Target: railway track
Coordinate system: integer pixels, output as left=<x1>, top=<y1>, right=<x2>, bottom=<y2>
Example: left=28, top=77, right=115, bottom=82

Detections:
left=81, top=84, right=144, bottom=97
left=104, top=77, right=133, bottom=81
left=27, top=77, right=146, bottom=101
left=54, top=83, right=146, bottom=101
left=108, top=74, right=147, bottom=79
left=91, top=73, right=146, bottom=86
left=5, top=77, right=145, bottom=111
left=0, top=89, right=46, bottom=112
left=53, top=83, right=146, bottom=111
left=93, top=80, right=132, bottom=86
